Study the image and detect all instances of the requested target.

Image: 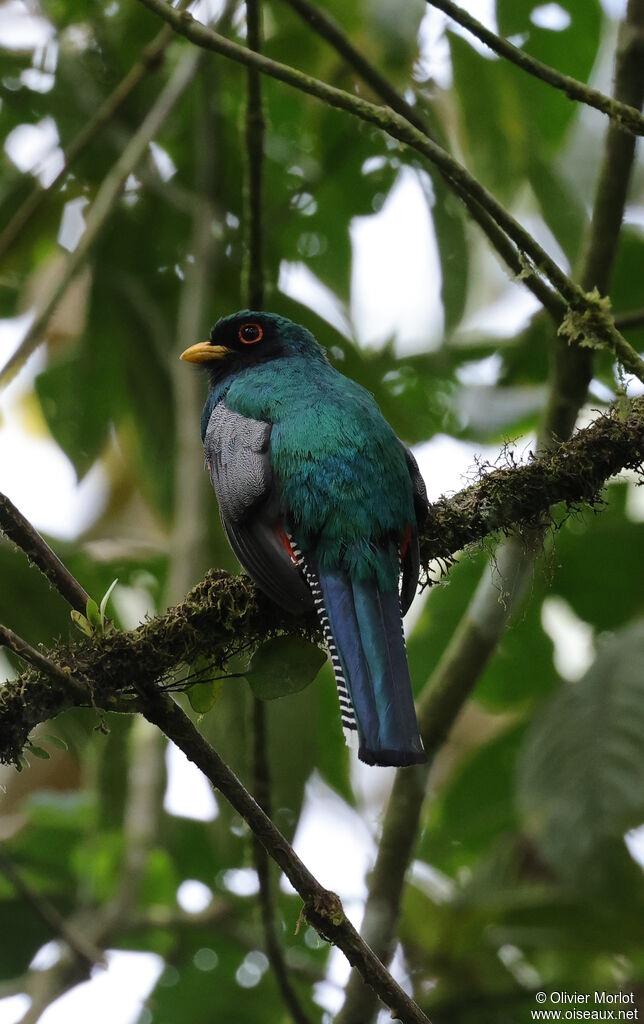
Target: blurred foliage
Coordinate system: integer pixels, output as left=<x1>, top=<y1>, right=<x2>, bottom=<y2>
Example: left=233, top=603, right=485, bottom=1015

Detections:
left=1, top=0, right=643, bottom=1021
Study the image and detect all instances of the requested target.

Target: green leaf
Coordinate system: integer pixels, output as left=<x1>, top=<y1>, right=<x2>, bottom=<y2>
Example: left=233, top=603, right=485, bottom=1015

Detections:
left=417, top=724, right=526, bottom=873
left=27, top=745, right=50, bottom=760
left=99, top=578, right=118, bottom=630
left=610, top=228, right=644, bottom=352
left=529, top=157, right=586, bottom=264
left=42, top=733, right=69, bottom=751
left=71, top=610, right=94, bottom=637
left=85, top=598, right=101, bottom=631
left=517, top=620, right=644, bottom=884
left=188, top=678, right=224, bottom=715
left=245, top=637, right=327, bottom=701
left=551, top=486, right=644, bottom=632
left=34, top=338, right=116, bottom=481
left=426, top=168, right=469, bottom=334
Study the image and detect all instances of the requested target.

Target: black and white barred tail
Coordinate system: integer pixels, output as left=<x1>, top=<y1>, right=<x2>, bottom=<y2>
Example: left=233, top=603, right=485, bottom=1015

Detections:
left=287, top=536, right=359, bottom=747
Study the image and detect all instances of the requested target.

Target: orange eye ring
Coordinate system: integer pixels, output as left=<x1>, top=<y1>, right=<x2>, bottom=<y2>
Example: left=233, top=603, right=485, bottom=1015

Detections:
left=238, top=322, right=263, bottom=345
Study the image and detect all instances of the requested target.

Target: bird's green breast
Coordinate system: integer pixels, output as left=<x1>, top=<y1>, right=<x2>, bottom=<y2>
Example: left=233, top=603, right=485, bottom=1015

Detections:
left=222, top=355, right=415, bottom=587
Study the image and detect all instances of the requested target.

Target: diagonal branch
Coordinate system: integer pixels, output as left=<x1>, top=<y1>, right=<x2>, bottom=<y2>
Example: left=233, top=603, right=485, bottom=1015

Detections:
left=337, top=538, right=535, bottom=1024
left=12, top=720, right=165, bottom=1024
left=280, top=0, right=566, bottom=324
left=133, top=0, right=644, bottom=383
left=0, top=493, right=90, bottom=614
left=0, top=49, right=201, bottom=389
left=0, top=847, right=104, bottom=970
left=0, top=25, right=173, bottom=266
left=129, top=682, right=430, bottom=1024
left=426, top=0, right=644, bottom=136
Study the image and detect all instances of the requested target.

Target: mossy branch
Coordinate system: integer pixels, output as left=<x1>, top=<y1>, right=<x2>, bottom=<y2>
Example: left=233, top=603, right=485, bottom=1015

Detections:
left=1, top=396, right=643, bottom=765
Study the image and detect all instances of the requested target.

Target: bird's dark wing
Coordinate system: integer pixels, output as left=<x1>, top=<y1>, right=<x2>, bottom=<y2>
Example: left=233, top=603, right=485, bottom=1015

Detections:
left=204, top=402, right=313, bottom=615
left=400, top=445, right=428, bottom=615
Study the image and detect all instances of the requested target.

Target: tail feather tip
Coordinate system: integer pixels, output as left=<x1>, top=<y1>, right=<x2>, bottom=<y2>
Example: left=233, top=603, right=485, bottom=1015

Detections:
left=358, top=746, right=427, bottom=768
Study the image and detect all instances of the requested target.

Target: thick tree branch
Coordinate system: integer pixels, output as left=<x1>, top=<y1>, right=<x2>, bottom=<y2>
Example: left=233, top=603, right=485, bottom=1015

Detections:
left=1, top=396, right=642, bottom=764
left=1, top=406, right=642, bottom=1020
left=0, top=50, right=201, bottom=389
left=134, top=0, right=644, bottom=382
left=419, top=397, right=644, bottom=567
left=426, top=0, right=644, bottom=136
left=0, top=493, right=90, bottom=614
left=0, top=25, right=173, bottom=266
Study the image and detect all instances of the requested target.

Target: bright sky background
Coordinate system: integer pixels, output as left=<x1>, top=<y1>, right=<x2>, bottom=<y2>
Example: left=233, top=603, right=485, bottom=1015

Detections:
left=0, top=0, right=640, bottom=1022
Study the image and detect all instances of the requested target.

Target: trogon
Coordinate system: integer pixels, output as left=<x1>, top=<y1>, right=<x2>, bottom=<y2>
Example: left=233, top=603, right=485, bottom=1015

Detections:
left=181, top=310, right=428, bottom=767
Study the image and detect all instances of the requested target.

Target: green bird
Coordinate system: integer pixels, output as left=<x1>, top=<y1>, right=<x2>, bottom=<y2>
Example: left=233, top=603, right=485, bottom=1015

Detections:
left=181, top=311, right=427, bottom=767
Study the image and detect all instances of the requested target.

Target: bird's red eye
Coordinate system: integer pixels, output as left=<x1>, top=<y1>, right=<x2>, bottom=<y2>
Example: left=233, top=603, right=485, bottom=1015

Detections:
left=238, top=322, right=263, bottom=344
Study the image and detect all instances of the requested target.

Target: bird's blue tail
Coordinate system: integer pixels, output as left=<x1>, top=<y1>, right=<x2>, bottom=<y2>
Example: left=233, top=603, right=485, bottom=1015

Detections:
left=316, top=568, right=426, bottom=768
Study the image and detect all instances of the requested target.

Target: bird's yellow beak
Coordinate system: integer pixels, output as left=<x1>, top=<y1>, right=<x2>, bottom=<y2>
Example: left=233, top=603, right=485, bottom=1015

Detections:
left=180, top=342, right=232, bottom=363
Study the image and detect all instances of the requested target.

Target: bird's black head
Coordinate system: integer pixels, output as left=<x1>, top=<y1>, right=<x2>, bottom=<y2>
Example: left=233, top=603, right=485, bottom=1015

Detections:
left=180, top=310, right=323, bottom=386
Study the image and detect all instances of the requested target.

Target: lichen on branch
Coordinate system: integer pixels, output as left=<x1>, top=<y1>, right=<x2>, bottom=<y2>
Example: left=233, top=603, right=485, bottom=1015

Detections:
left=1, top=398, right=643, bottom=764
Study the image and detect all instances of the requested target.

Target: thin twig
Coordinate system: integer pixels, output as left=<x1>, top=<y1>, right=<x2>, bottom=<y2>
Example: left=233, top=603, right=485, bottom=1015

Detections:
left=243, top=0, right=265, bottom=311
left=134, top=0, right=644, bottom=383
left=0, top=49, right=201, bottom=389
left=12, top=719, right=165, bottom=1024
left=281, top=0, right=566, bottom=324
left=615, top=307, right=644, bottom=332
left=0, top=26, right=173, bottom=265
left=426, top=0, right=644, bottom=136
left=0, top=492, right=90, bottom=614
left=0, top=847, right=105, bottom=969
left=544, top=0, right=644, bottom=443
left=252, top=701, right=313, bottom=1024
left=0, top=624, right=86, bottom=698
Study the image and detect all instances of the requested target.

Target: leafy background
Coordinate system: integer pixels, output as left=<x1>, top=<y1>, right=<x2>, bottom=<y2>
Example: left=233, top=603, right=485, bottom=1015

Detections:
left=0, top=0, right=644, bottom=1021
